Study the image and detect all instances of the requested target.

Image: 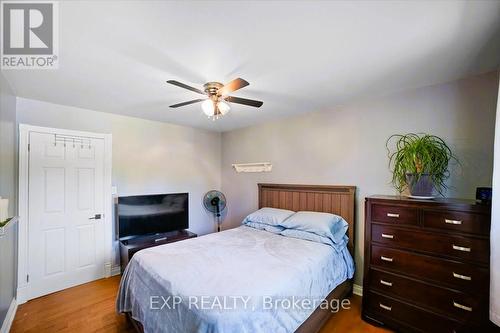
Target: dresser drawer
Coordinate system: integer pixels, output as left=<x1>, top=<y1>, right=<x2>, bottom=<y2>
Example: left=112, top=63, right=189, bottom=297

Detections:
left=368, top=269, right=487, bottom=323
left=371, top=245, right=489, bottom=293
left=371, top=204, right=419, bottom=226
left=423, top=210, right=490, bottom=236
left=372, top=224, right=489, bottom=264
left=365, top=291, right=463, bottom=333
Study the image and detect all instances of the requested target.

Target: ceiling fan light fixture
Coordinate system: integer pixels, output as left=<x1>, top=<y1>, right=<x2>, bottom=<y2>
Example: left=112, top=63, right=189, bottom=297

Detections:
left=201, top=99, right=215, bottom=117
left=217, top=100, right=231, bottom=115
left=201, top=99, right=231, bottom=119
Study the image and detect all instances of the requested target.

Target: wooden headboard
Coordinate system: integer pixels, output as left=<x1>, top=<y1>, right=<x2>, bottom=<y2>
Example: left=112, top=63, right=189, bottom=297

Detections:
left=258, top=183, right=356, bottom=255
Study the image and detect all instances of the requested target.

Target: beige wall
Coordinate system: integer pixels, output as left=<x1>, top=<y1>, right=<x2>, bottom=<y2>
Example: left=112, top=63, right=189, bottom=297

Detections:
left=490, top=75, right=500, bottom=326
left=0, top=73, right=18, bottom=327
left=0, top=73, right=17, bottom=217
left=16, top=98, right=222, bottom=266
left=221, top=71, right=499, bottom=285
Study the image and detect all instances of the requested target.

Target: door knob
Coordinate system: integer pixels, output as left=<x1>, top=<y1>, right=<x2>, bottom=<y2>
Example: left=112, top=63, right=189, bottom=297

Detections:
left=89, top=214, right=102, bottom=220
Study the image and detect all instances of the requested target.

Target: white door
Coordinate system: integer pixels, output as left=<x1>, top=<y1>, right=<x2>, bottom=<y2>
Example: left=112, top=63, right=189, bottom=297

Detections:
left=28, top=131, right=106, bottom=299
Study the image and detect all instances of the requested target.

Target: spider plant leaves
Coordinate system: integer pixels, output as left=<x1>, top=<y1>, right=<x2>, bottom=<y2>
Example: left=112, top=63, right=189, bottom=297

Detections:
left=386, top=133, right=459, bottom=196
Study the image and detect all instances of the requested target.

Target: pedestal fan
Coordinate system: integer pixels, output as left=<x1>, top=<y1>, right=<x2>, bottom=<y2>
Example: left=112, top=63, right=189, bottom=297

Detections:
left=203, top=190, right=227, bottom=232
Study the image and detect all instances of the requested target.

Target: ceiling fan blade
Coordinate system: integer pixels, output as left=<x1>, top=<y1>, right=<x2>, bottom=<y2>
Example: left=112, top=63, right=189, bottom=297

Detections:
left=166, top=80, right=205, bottom=95
left=218, top=78, right=249, bottom=96
left=169, top=99, right=205, bottom=108
left=225, top=96, right=263, bottom=108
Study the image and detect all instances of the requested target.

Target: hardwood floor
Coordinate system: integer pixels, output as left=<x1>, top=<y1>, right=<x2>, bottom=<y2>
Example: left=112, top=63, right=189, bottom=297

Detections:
left=11, top=276, right=134, bottom=333
left=11, top=276, right=391, bottom=333
left=318, top=295, right=391, bottom=333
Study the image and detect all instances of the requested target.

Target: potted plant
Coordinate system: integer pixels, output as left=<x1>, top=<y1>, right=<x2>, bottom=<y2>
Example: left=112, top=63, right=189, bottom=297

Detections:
left=386, top=133, right=458, bottom=198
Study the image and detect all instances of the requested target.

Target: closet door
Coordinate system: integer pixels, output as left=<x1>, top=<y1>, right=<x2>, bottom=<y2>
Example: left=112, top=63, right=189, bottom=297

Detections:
left=28, top=131, right=106, bottom=299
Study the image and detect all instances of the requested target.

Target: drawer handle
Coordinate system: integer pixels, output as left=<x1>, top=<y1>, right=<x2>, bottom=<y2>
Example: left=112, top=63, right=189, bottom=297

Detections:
left=445, top=219, right=462, bottom=225
left=380, top=279, right=393, bottom=287
left=387, top=213, right=399, bottom=218
left=379, top=303, right=392, bottom=311
left=452, top=244, right=471, bottom=252
left=381, top=256, right=394, bottom=262
left=453, top=272, right=472, bottom=281
left=381, top=233, right=394, bottom=239
left=453, top=301, right=473, bottom=312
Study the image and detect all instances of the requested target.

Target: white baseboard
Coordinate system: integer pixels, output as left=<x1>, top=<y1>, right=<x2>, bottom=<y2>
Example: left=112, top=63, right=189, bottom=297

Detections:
left=0, top=298, right=18, bottom=333
left=104, top=262, right=112, bottom=277
left=16, top=287, right=27, bottom=305
left=111, top=265, right=121, bottom=276
left=353, top=284, right=363, bottom=296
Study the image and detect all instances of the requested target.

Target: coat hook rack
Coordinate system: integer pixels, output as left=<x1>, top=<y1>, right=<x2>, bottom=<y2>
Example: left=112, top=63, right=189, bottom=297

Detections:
left=53, top=134, right=93, bottom=149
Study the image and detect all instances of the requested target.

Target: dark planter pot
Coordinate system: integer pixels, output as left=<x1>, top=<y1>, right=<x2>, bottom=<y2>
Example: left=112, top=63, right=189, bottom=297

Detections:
left=405, top=173, right=435, bottom=197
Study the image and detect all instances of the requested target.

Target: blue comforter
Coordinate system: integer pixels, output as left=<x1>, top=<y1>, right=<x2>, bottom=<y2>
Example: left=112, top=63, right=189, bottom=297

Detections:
left=117, top=226, right=354, bottom=333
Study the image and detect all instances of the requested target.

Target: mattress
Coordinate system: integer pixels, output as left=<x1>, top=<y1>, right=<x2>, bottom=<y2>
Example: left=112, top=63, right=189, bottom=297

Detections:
left=117, top=226, right=354, bottom=333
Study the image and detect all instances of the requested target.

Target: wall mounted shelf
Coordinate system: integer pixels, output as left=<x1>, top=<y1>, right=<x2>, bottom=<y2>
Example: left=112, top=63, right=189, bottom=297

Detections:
left=232, top=162, right=272, bottom=173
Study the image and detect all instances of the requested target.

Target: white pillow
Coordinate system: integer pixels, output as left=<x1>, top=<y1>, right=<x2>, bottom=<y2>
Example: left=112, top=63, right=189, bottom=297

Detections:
left=279, top=211, right=348, bottom=244
left=243, top=207, right=295, bottom=226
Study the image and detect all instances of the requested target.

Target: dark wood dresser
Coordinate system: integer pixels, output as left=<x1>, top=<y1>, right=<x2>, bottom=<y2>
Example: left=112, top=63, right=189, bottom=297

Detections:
left=362, top=195, right=493, bottom=332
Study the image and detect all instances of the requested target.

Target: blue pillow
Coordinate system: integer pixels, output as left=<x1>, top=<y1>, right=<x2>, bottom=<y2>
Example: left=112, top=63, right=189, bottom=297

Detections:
left=279, top=211, right=348, bottom=244
left=242, top=207, right=295, bottom=226
left=280, top=229, right=349, bottom=252
left=243, top=221, right=285, bottom=234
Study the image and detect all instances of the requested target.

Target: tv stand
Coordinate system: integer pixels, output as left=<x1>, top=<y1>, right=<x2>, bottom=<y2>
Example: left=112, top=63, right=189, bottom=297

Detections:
left=119, top=229, right=197, bottom=273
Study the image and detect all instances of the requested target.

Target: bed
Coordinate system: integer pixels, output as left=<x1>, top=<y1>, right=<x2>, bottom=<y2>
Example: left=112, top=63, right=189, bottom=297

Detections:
left=117, top=183, right=356, bottom=333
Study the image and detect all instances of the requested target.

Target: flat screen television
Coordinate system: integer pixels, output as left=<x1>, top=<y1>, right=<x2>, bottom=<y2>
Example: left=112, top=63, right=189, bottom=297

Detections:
left=117, top=193, right=188, bottom=240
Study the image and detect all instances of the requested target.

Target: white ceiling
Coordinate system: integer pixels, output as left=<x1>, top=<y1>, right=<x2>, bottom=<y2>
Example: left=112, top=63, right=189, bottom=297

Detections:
left=3, top=0, right=500, bottom=132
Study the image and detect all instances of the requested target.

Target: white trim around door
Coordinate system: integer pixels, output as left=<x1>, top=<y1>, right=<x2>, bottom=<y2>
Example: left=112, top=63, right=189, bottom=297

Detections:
left=17, top=124, right=113, bottom=304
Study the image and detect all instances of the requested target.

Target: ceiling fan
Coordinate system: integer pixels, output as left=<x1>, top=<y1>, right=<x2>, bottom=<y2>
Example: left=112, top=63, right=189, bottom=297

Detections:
left=167, top=78, right=264, bottom=120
